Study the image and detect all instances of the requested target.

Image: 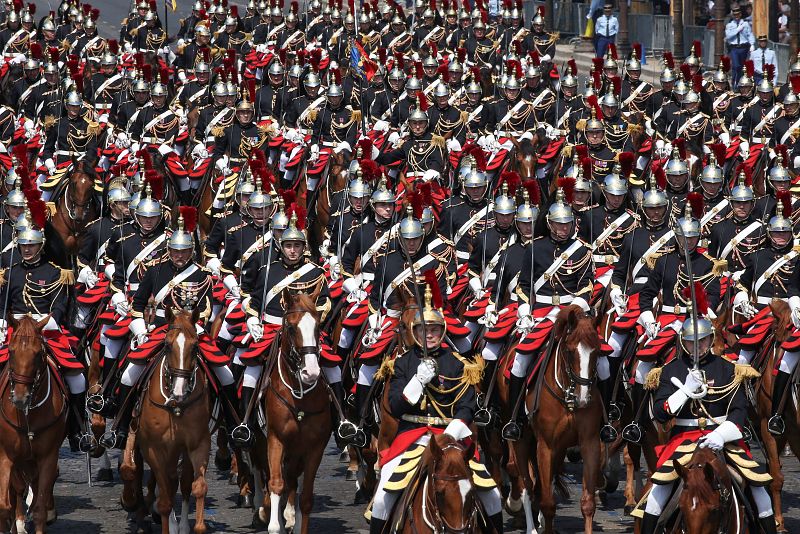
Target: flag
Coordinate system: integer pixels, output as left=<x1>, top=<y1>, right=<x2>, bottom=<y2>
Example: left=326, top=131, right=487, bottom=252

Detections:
left=168, top=0, right=177, bottom=11
left=350, top=39, right=377, bottom=81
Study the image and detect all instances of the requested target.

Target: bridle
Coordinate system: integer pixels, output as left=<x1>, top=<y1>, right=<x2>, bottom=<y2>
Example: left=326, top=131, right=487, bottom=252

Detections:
left=277, top=308, right=321, bottom=400
left=7, top=335, right=46, bottom=408
left=548, top=336, right=598, bottom=412
left=158, top=325, right=201, bottom=416
left=421, top=442, right=479, bottom=534
left=62, top=176, right=97, bottom=229
left=681, top=457, right=735, bottom=534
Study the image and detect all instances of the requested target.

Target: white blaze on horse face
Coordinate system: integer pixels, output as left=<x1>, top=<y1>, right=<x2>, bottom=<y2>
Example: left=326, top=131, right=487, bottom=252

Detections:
left=576, top=341, right=593, bottom=407
left=172, top=332, right=189, bottom=398
left=458, top=479, right=472, bottom=506
left=298, top=312, right=320, bottom=385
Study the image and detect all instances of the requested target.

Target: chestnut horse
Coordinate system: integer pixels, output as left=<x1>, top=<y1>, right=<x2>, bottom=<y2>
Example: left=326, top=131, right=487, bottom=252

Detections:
left=512, top=305, right=603, bottom=533
left=260, top=291, right=331, bottom=534
left=387, top=433, right=482, bottom=534
left=0, top=316, right=67, bottom=534
left=308, top=150, right=348, bottom=258
left=47, top=162, right=98, bottom=267
left=120, top=308, right=211, bottom=534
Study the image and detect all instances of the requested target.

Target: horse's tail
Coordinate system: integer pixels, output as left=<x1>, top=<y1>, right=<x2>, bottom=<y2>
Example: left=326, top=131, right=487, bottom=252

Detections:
left=553, top=471, right=570, bottom=501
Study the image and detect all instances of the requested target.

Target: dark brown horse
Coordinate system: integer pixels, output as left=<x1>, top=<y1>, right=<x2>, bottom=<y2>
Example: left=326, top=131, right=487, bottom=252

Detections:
left=120, top=309, right=211, bottom=534
left=260, top=291, right=331, bottom=534
left=512, top=305, right=603, bottom=533
left=387, top=433, right=482, bottom=534
left=0, top=316, right=67, bottom=534
left=48, top=162, right=98, bottom=266
left=308, top=150, right=348, bottom=258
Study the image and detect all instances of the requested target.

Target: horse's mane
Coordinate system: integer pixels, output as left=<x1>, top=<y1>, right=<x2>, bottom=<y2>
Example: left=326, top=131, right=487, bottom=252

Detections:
left=289, top=292, right=318, bottom=313
left=682, top=448, right=728, bottom=503
left=11, top=315, right=39, bottom=340
left=553, top=305, right=600, bottom=351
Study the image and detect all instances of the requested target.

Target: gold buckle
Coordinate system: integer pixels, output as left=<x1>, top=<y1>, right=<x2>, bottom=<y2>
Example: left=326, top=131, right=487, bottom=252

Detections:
left=675, top=305, right=682, bottom=314
left=552, top=294, right=560, bottom=305
left=605, top=255, right=615, bottom=265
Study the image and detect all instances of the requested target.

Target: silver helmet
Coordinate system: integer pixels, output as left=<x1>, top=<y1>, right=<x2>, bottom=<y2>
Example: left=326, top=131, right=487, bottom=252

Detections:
left=135, top=184, right=162, bottom=218
left=493, top=184, right=516, bottom=215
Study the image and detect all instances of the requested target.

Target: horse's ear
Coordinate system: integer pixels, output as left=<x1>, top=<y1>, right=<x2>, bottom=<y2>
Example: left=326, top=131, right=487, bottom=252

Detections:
left=674, top=459, right=688, bottom=481
left=191, top=307, right=201, bottom=326
left=165, top=306, right=175, bottom=323
left=282, top=288, right=294, bottom=308
left=703, top=461, right=717, bottom=484
left=7, top=313, right=18, bottom=330
left=35, top=315, right=51, bottom=331
left=309, top=283, right=322, bottom=304
left=429, top=433, right=443, bottom=460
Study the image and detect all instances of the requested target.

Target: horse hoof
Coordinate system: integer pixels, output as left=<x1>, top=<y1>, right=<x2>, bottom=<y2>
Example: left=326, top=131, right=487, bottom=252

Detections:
left=46, top=508, right=57, bottom=524
left=238, top=493, right=254, bottom=509
left=345, top=469, right=357, bottom=481
left=119, top=496, right=139, bottom=514
left=228, top=471, right=238, bottom=485
left=251, top=511, right=267, bottom=529
left=566, top=448, right=582, bottom=463
left=624, top=504, right=634, bottom=516
left=97, top=467, right=113, bottom=482
left=353, top=488, right=369, bottom=505
left=338, top=450, right=349, bottom=463
left=214, top=451, right=232, bottom=471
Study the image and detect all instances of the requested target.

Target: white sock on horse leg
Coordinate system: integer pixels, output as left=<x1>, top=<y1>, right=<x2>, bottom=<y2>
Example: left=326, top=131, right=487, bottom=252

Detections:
left=738, top=349, right=756, bottom=365
left=482, top=342, right=502, bottom=362
left=644, top=483, right=673, bottom=515
left=477, top=487, right=503, bottom=517
left=608, top=331, right=628, bottom=359
left=322, top=365, right=342, bottom=384
left=357, top=364, right=379, bottom=386
left=597, top=356, right=610, bottom=381
left=121, top=363, right=146, bottom=387
left=65, top=373, right=87, bottom=394
left=451, top=336, right=471, bottom=354
left=338, top=327, right=356, bottom=350
left=751, top=486, right=774, bottom=518
left=212, top=365, right=235, bottom=386
left=242, top=366, right=262, bottom=389
left=635, top=361, right=655, bottom=385
left=779, top=350, right=800, bottom=374
left=510, top=352, right=533, bottom=378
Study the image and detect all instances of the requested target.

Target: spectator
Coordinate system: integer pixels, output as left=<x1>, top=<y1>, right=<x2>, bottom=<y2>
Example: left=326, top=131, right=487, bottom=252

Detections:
left=752, top=35, right=778, bottom=85
left=779, top=0, right=790, bottom=44
left=725, top=4, right=754, bottom=87
left=594, top=3, right=618, bottom=58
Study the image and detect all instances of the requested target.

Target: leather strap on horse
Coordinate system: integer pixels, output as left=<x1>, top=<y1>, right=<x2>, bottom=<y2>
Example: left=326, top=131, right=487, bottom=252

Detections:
left=268, top=380, right=325, bottom=422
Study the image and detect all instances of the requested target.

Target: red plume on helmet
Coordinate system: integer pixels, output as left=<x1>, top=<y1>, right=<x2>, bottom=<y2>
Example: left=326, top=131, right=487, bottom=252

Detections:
left=591, top=69, right=602, bottom=89
left=142, top=63, right=153, bottom=82
left=18, top=165, right=32, bottom=192
left=23, top=185, right=40, bottom=205
left=12, top=143, right=28, bottom=169
left=48, top=46, right=59, bottom=64
left=436, top=64, right=450, bottom=83
left=618, top=151, right=635, bottom=177
left=356, top=137, right=374, bottom=158
left=744, top=59, right=755, bottom=77
left=394, top=52, right=405, bottom=71
left=709, top=142, right=726, bottom=166
left=586, top=94, right=603, bottom=120
left=790, top=73, right=800, bottom=95
left=558, top=177, right=575, bottom=204
left=138, top=149, right=153, bottom=171
left=775, top=143, right=790, bottom=165
left=522, top=179, right=541, bottom=205
left=470, top=66, right=481, bottom=84
left=409, top=189, right=423, bottom=218
left=720, top=55, right=731, bottom=73
left=29, top=42, right=41, bottom=60
left=687, top=191, right=704, bottom=219
left=107, top=39, right=119, bottom=55
left=528, top=49, right=540, bottom=66
left=428, top=40, right=438, bottom=59
left=692, top=73, right=703, bottom=93
left=378, top=47, right=387, bottom=65
left=608, top=43, right=617, bottom=60
left=28, top=199, right=47, bottom=230
left=359, top=159, right=380, bottom=182
left=423, top=269, right=444, bottom=309
left=230, top=4, right=239, bottom=17
left=26, top=2, right=34, bottom=14
left=144, top=171, right=164, bottom=200
left=567, top=58, right=577, bottom=76
left=466, top=144, right=487, bottom=172
left=574, top=144, right=588, bottom=161
left=681, top=281, right=708, bottom=315
left=580, top=156, right=592, bottom=181
left=591, top=57, right=603, bottom=74
left=416, top=91, right=429, bottom=111
left=652, top=163, right=667, bottom=190
left=418, top=182, right=433, bottom=207
left=764, top=63, right=775, bottom=83
left=499, top=171, right=521, bottom=196
left=71, top=71, right=83, bottom=94
left=679, top=63, right=691, bottom=82
left=777, top=190, right=793, bottom=217
left=414, top=60, right=423, bottom=79
left=179, top=206, right=198, bottom=233
left=733, top=162, right=752, bottom=186
left=292, top=203, right=307, bottom=230
left=610, top=75, right=621, bottom=96
left=458, top=47, right=467, bottom=64
left=280, top=189, right=296, bottom=207
left=673, top=137, right=687, bottom=160
left=692, top=40, right=701, bottom=58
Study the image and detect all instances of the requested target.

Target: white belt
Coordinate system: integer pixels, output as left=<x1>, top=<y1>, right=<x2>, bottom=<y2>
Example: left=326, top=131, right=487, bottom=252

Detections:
left=633, top=276, right=648, bottom=285
left=127, top=283, right=140, bottom=292
left=757, top=296, right=786, bottom=305
left=95, top=103, right=112, bottom=110
left=155, top=309, right=167, bottom=317
left=362, top=273, right=375, bottom=281
left=660, top=304, right=687, bottom=313
left=265, top=314, right=283, bottom=325
left=140, top=136, right=164, bottom=144
left=55, top=150, right=84, bottom=156
left=675, top=415, right=727, bottom=427
left=535, top=294, right=573, bottom=305
left=592, top=254, right=619, bottom=265
left=456, top=250, right=470, bottom=260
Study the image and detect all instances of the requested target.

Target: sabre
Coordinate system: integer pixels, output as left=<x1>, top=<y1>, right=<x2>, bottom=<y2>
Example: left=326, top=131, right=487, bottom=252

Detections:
left=679, top=217, right=700, bottom=371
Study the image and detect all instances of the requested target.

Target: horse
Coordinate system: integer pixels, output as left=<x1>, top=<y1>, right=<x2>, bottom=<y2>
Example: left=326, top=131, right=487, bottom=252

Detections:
left=756, top=300, right=799, bottom=532
left=308, top=149, right=348, bottom=258
left=672, top=446, right=742, bottom=534
left=259, top=291, right=332, bottom=534
left=386, top=433, right=482, bottom=534
left=120, top=308, right=212, bottom=534
left=46, top=161, right=98, bottom=268
left=511, top=305, right=604, bottom=533
left=0, top=315, right=67, bottom=534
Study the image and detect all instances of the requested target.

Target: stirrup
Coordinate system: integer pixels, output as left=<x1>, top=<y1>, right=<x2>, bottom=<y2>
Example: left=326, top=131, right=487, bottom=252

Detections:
left=474, top=407, right=492, bottom=428
left=608, top=402, right=622, bottom=423
left=767, top=415, right=785, bottom=436
left=621, top=422, right=642, bottom=444
left=352, top=428, right=368, bottom=449
left=78, top=432, right=97, bottom=454
left=501, top=421, right=522, bottom=441
left=99, top=429, right=125, bottom=450
left=600, top=423, right=618, bottom=444
left=230, top=423, right=254, bottom=448
left=86, top=393, right=106, bottom=415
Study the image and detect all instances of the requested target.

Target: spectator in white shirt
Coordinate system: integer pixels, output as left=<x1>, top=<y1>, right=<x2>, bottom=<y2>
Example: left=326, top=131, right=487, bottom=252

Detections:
left=594, top=3, right=618, bottom=58
left=725, top=4, right=755, bottom=87
left=751, top=35, right=778, bottom=85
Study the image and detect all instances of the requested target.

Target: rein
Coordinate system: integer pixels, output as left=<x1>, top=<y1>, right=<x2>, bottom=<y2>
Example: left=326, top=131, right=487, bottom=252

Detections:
left=682, top=456, right=735, bottom=534
left=419, top=442, right=479, bottom=534
left=59, top=178, right=96, bottom=235
left=544, top=338, right=598, bottom=412
left=147, top=329, right=205, bottom=416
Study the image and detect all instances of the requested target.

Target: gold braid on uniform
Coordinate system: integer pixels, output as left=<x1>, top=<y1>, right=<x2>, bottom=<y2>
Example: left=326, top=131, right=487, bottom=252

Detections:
left=238, top=134, right=267, bottom=159
left=23, top=276, right=67, bottom=314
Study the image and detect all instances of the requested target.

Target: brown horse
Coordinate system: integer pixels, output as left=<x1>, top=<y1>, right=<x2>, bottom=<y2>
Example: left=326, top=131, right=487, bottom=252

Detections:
left=672, top=447, right=742, bottom=534
left=121, top=308, right=211, bottom=534
left=0, top=316, right=67, bottom=534
left=261, top=291, right=331, bottom=534
left=387, top=433, right=482, bottom=534
left=48, top=162, right=98, bottom=265
left=308, top=149, right=348, bottom=257
left=756, top=300, right=798, bottom=532
left=512, top=305, right=603, bottom=533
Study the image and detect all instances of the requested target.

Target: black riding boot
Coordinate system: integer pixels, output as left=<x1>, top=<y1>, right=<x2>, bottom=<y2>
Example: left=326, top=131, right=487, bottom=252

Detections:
left=350, top=383, right=372, bottom=447
left=67, top=392, right=90, bottom=453
left=100, top=384, right=133, bottom=450
left=501, top=375, right=527, bottom=441
left=369, top=518, right=387, bottom=534
left=622, top=383, right=645, bottom=443
left=639, top=512, right=659, bottom=534
left=486, top=511, right=503, bottom=533
left=759, top=515, right=778, bottom=534
left=768, top=371, right=791, bottom=435
left=219, top=383, right=241, bottom=434
left=475, top=359, right=498, bottom=427
left=597, top=378, right=619, bottom=443
left=331, top=381, right=357, bottom=448
left=231, top=385, right=256, bottom=448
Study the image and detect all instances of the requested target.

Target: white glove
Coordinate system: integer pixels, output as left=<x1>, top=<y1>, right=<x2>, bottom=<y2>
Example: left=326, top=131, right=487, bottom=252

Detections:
left=192, top=145, right=209, bottom=159
left=610, top=287, right=628, bottom=316
left=483, top=303, right=498, bottom=327
left=639, top=310, right=659, bottom=340
left=104, top=263, right=116, bottom=280
left=572, top=297, right=590, bottom=312
left=468, top=277, right=483, bottom=299
left=215, top=155, right=229, bottom=170
left=698, top=421, right=742, bottom=451
left=333, top=141, right=351, bottom=154
left=518, top=302, right=531, bottom=318
left=342, top=276, right=361, bottom=294
left=246, top=316, right=264, bottom=341
left=792, top=307, right=800, bottom=329
left=129, top=317, right=148, bottom=347
left=44, top=158, right=56, bottom=174
left=111, top=292, right=129, bottom=317
left=309, top=144, right=320, bottom=163
left=670, top=370, right=707, bottom=400
left=733, top=291, right=755, bottom=318
left=421, top=169, right=440, bottom=182
left=373, top=120, right=390, bottom=132
left=0, top=318, right=7, bottom=344
left=367, top=312, right=381, bottom=331
left=83, top=268, right=99, bottom=289
left=328, top=254, right=340, bottom=271
left=206, top=257, right=221, bottom=276
left=10, top=53, right=25, bottom=65
left=443, top=419, right=472, bottom=440
left=415, top=358, right=437, bottom=385
left=115, top=132, right=131, bottom=148
left=223, top=274, right=241, bottom=300
left=446, top=138, right=462, bottom=152
left=178, top=71, right=187, bottom=84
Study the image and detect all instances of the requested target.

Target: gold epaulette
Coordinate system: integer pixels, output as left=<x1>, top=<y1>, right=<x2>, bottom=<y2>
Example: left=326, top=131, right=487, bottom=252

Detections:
left=210, top=125, right=225, bottom=137
left=644, top=366, right=662, bottom=391
left=702, top=252, right=728, bottom=276
left=375, top=357, right=395, bottom=380
left=576, top=118, right=587, bottom=131
left=431, top=134, right=445, bottom=148
left=459, top=110, right=469, bottom=124
left=176, top=43, right=186, bottom=54
left=59, top=269, right=75, bottom=285
left=733, top=362, right=760, bottom=383
left=627, top=122, right=643, bottom=135
left=86, top=120, right=101, bottom=136
left=453, top=352, right=484, bottom=386
left=307, top=108, right=319, bottom=122
left=352, top=109, right=362, bottom=123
